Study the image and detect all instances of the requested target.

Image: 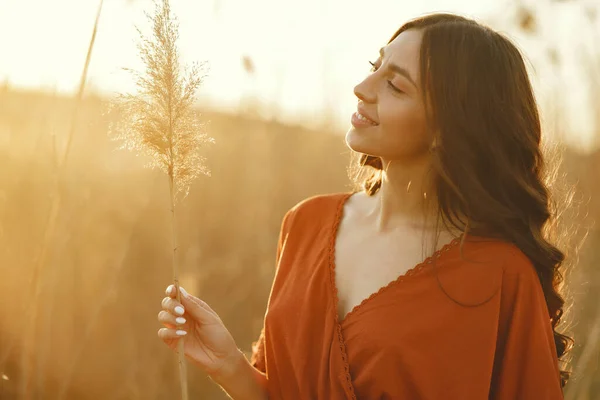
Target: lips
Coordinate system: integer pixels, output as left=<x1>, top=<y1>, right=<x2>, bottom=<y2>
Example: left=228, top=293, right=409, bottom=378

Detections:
left=351, top=111, right=378, bottom=128
left=356, top=106, right=378, bottom=125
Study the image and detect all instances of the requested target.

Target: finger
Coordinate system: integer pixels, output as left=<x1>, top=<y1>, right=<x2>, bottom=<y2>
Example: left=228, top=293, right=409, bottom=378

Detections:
left=158, top=327, right=187, bottom=340
left=165, top=284, right=177, bottom=298
left=179, top=287, right=216, bottom=314
left=161, top=297, right=186, bottom=317
left=177, top=288, right=221, bottom=323
left=165, top=284, right=190, bottom=302
left=157, top=310, right=186, bottom=328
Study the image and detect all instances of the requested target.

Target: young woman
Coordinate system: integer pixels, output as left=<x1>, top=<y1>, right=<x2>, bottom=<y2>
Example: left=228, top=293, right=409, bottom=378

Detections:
left=158, top=13, right=571, bottom=400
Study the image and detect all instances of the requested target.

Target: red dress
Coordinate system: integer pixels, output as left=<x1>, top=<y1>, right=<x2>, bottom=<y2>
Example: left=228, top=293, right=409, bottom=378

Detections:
left=250, top=192, right=563, bottom=399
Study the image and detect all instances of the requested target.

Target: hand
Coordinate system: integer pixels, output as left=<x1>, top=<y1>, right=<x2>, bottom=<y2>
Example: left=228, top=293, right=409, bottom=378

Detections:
left=157, top=285, right=242, bottom=378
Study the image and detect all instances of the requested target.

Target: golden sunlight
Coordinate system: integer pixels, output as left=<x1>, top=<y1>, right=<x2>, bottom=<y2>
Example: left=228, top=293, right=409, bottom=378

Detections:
left=0, top=1, right=599, bottom=398
left=0, top=0, right=596, bottom=149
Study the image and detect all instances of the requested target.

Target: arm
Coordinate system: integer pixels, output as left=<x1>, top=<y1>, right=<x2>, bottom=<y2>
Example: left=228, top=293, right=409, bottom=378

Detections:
left=210, top=208, right=294, bottom=399
left=490, top=252, right=564, bottom=399
left=209, top=349, right=268, bottom=400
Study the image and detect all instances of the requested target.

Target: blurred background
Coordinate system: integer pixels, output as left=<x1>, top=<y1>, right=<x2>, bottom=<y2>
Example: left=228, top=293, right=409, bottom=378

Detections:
left=0, top=0, right=598, bottom=398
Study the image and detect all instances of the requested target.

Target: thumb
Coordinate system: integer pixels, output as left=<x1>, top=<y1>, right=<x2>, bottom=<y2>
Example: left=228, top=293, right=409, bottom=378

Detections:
left=179, top=287, right=220, bottom=322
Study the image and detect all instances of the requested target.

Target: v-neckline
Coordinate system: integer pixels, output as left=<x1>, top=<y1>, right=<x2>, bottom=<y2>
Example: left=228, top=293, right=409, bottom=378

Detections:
left=329, top=192, right=462, bottom=327
left=327, top=192, right=463, bottom=399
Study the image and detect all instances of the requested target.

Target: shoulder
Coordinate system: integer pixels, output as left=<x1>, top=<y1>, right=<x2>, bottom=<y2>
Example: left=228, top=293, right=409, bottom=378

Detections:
left=288, top=191, right=352, bottom=215
left=471, top=238, right=541, bottom=284
left=436, top=237, right=541, bottom=306
left=458, top=237, right=539, bottom=277
left=483, top=240, right=546, bottom=300
left=280, top=191, right=353, bottom=230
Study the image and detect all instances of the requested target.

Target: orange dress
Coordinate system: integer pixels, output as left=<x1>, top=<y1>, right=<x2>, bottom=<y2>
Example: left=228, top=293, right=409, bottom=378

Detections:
left=250, top=192, right=563, bottom=399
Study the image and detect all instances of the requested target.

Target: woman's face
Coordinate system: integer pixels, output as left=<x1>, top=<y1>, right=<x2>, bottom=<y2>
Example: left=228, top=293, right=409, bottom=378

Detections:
left=346, top=29, right=431, bottom=164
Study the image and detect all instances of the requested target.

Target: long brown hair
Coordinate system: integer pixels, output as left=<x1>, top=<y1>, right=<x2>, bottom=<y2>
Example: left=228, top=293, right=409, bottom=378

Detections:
left=352, top=13, right=574, bottom=386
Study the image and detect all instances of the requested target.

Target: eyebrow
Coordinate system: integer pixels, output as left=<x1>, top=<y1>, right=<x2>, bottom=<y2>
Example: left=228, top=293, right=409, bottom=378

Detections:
left=379, top=47, right=418, bottom=89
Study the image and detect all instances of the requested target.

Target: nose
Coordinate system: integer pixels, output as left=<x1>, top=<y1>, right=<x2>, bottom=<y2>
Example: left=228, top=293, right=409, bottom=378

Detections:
left=353, top=78, right=377, bottom=104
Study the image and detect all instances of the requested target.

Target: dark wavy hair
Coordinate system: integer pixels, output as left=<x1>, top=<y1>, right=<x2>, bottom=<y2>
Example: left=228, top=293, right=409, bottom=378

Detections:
left=351, top=13, right=575, bottom=386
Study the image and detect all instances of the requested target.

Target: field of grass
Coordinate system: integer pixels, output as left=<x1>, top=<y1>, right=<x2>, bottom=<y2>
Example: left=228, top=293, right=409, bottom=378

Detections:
left=0, top=87, right=598, bottom=399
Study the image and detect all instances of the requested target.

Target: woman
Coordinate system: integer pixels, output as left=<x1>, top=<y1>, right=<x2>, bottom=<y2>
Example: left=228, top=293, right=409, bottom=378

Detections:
left=157, top=13, right=571, bottom=399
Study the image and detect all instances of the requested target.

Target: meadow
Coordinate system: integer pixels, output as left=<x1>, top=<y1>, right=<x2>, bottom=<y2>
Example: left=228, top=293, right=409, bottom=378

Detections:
left=0, top=86, right=598, bottom=399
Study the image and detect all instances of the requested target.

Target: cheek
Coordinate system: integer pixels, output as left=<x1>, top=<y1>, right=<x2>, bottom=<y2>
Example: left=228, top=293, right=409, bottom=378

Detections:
left=379, top=103, right=428, bottom=150
left=344, top=100, right=430, bottom=158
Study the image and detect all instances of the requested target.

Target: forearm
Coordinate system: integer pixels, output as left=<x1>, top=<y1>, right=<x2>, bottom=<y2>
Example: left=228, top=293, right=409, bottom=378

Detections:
left=209, top=349, right=269, bottom=400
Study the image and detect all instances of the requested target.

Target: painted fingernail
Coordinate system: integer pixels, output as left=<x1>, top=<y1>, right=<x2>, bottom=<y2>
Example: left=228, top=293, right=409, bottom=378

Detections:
left=175, top=317, right=186, bottom=325
left=174, top=306, right=185, bottom=316
left=180, top=287, right=188, bottom=297
left=165, top=285, right=174, bottom=295
left=176, top=330, right=187, bottom=336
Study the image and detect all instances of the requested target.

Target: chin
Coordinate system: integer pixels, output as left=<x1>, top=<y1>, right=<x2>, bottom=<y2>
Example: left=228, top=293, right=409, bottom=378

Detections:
left=345, top=126, right=380, bottom=156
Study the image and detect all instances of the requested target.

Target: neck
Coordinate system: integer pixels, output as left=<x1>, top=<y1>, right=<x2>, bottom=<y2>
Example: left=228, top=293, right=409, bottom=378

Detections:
left=368, top=158, right=439, bottom=232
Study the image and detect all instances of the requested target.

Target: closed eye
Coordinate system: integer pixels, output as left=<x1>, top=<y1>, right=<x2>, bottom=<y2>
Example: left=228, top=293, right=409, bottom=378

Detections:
left=369, top=60, right=404, bottom=94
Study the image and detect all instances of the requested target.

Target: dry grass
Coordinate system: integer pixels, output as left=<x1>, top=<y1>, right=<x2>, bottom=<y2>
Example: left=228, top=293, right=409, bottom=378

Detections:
left=0, top=86, right=598, bottom=398
left=107, top=1, right=214, bottom=397
left=0, top=1, right=104, bottom=397
left=0, top=1, right=598, bottom=398
left=0, top=87, right=350, bottom=399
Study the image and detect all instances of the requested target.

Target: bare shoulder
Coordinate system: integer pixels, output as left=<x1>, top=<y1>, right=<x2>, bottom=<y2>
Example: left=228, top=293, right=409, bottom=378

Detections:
left=277, top=191, right=354, bottom=232
left=340, top=190, right=372, bottom=216
left=287, top=191, right=353, bottom=217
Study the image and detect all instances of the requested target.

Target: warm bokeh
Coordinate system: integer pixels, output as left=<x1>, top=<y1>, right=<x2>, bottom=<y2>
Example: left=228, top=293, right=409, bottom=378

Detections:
left=0, top=0, right=598, bottom=399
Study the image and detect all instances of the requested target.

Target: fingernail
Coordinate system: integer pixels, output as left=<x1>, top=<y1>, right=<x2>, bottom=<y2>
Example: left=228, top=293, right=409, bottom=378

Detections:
left=174, top=306, right=185, bottom=315
left=180, top=287, right=188, bottom=297
left=175, top=317, right=186, bottom=325
left=165, top=285, right=174, bottom=295
left=176, top=330, right=187, bottom=336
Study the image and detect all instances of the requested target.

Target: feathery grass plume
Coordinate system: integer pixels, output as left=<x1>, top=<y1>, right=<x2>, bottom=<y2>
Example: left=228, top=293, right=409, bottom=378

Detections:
left=108, top=1, right=213, bottom=398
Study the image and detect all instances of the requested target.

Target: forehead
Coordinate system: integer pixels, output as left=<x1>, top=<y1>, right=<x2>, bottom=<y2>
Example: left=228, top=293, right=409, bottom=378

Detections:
left=382, top=29, right=422, bottom=75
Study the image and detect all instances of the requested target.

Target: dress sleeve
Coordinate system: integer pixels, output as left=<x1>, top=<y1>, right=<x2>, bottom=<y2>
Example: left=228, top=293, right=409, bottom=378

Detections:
left=249, top=208, right=294, bottom=373
left=490, top=252, right=564, bottom=399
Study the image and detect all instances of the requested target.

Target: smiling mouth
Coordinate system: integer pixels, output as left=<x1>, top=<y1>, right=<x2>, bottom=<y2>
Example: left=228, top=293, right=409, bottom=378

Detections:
left=351, top=111, right=379, bottom=126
